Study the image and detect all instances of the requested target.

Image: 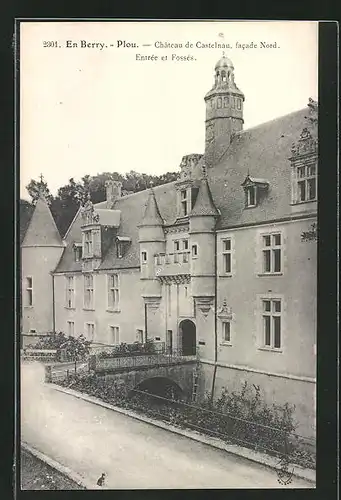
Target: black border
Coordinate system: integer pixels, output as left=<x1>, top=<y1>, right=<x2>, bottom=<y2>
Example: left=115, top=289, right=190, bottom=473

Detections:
left=6, top=18, right=338, bottom=500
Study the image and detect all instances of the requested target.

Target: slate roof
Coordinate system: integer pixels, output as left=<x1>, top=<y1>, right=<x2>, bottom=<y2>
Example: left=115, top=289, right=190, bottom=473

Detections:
left=94, top=209, right=121, bottom=227
left=139, top=189, right=164, bottom=227
left=190, top=178, right=219, bottom=217
left=22, top=195, right=63, bottom=247
left=208, top=107, right=316, bottom=229
left=41, top=105, right=317, bottom=273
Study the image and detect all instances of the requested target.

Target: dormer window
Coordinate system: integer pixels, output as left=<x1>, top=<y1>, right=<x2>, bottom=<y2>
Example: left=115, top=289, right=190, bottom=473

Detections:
left=296, top=163, right=317, bottom=202
left=241, top=175, right=269, bottom=209
left=246, top=185, right=257, bottom=207
left=83, top=230, right=93, bottom=257
left=116, top=236, right=131, bottom=259
left=73, top=243, right=82, bottom=262
left=181, top=190, right=188, bottom=216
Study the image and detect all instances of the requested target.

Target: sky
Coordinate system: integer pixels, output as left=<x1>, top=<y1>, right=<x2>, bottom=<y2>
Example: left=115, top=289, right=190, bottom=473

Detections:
left=20, top=21, right=318, bottom=199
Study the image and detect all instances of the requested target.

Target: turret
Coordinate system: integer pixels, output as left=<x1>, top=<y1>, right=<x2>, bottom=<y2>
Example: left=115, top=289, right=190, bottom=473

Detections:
left=138, top=188, right=165, bottom=299
left=189, top=176, right=219, bottom=306
left=205, top=54, right=244, bottom=166
left=21, top=191, right=64, bottom=335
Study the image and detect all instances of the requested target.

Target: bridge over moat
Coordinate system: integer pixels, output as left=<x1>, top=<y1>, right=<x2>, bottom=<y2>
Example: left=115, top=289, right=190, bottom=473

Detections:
left=89, top=353, right=198, bottom=399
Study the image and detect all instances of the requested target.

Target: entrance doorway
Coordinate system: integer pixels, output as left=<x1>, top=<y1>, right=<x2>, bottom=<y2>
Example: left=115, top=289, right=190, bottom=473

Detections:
left=179, top=319, right=196, bottom=355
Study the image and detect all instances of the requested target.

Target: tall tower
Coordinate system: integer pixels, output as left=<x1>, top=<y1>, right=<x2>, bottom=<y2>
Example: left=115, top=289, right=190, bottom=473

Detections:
left=21, top=192, right=64, bottom=335
left=205, top=54, right=244, bottom=165
left=138, top=189, right=166, bottom=340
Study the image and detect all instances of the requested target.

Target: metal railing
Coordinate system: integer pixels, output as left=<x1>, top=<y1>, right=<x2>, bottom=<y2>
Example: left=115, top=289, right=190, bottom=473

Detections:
left=21, top=348, right=59, bottom=362
left=90, top=348, right=196, bottom=373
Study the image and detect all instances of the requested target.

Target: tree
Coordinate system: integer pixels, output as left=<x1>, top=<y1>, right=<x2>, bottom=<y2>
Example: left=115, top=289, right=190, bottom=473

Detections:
left=26, top=176, right=53, bottom=205
left=23, top=170, right=181, bottom=239
left=20, top=199, right=34, bottom=244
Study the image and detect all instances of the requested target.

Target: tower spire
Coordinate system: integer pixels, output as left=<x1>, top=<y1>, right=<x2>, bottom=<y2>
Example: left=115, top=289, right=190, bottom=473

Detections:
left=204, top=56, right=244, bottom=165
left=139, top=189, right=163, bottom=227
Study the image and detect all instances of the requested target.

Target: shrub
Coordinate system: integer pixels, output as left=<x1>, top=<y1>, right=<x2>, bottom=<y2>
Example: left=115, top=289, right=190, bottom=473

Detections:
left=57, top=374, right=314, bottom=469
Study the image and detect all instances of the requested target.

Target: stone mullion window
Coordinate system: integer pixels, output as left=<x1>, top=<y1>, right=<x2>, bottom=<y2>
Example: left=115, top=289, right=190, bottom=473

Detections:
left=222, top=238, right=232, bottom=274
left=107, top=274, right=120, bottom=310
left=26, top=277, right=33, bottom=306
left=262, top=299, right=281, bottom=349
left=65, top=276, right=75, bottom=308
left=262, top=233, right=282, bottom=274
left=83, top=274, right=94, bottom=309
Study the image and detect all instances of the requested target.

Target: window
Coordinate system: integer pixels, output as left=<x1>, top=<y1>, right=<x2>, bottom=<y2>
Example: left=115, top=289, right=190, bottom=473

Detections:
left=136, top=329, right=143, bottom=343
left=74, top=245, right=82, bottom=262
left=222, top=321, right=231, bottom=343
left=262, top=233, right=282, bottom=273
left=262, top=299, right=281, bottom=349
left=246, top=186, right=257, bottom=207
left=222, top=239, right=232, bottom=274
left=110, top=326, right=120, bottom=344
left=192, top=244, right=198, bottom=258
left=29, top=329, right=36, bottom=333
left=296, top=163, right=317, bottom=202
left=26, top=277, right=33, bottom=306
left=107, top=274, right=120, bottom=310
left=180, top=190, right=188, bottom=216
left=83, top=274, right=94, bottom=309
left=84, top=230, right=93, bottom=256
left=182, top=240, right=189, bottom=262
left=67, top=321, right=75, bottom=337
left=174, top=240, right=180, bottom=252
left=65, top=276, right=75, bottom=308
left=117, top=242, right=124, bottom=258
left=141, top=251, right=147, bottom=264
left=85, top=322, right=95, bottom=342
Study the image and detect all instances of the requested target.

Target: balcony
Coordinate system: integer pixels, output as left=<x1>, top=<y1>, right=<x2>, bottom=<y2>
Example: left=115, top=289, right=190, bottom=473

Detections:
left=154, top=251, right=190, bottom=278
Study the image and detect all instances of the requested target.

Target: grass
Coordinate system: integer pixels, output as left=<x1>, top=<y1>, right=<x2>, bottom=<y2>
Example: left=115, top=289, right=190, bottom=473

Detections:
left=20, top=448, right=85, bottom=490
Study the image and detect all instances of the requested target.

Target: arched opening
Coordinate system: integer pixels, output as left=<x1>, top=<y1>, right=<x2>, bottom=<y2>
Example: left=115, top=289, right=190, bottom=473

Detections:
left=129, top=377, right=184, bottom=404
left=179, top=319, right=196, bottom=356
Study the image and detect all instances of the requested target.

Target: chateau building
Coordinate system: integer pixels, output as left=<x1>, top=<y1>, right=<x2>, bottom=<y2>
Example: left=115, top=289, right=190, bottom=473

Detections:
left=21, top=56, right=317, bottom=438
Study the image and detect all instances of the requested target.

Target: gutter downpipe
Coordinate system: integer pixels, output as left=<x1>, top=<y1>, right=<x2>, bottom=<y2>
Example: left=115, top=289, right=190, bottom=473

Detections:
left=210, top=224, right=218, bottom=403
left=51, top=273, right=56, bottom=333
left=144, top=302, right=148, bottom=343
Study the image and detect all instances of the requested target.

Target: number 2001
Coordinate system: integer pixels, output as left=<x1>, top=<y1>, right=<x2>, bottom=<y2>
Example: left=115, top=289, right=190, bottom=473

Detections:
left=43, top=41, right=59, bottom=48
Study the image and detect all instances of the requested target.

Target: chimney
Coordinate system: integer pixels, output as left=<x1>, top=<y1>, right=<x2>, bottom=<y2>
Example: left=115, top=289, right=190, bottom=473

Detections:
left=105, top=180, right=122, bottom=208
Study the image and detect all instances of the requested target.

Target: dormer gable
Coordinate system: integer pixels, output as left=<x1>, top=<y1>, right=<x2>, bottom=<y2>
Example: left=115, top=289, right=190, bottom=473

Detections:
left=241, top=175, right=270, bottom=208
left=174, top=154, right=204, bottom=220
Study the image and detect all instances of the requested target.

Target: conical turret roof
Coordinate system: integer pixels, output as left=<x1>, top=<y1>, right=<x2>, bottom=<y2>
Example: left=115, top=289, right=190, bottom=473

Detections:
left=190, top=178, right=219, bottom=217
left=22, top=194, right=63, bottom=247
left=139, top=189, right=164, bottom=227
